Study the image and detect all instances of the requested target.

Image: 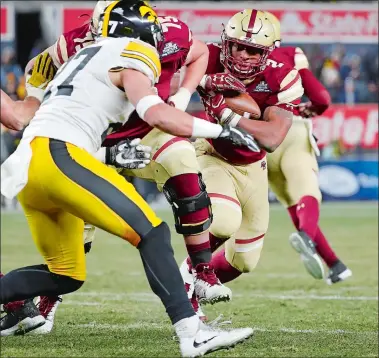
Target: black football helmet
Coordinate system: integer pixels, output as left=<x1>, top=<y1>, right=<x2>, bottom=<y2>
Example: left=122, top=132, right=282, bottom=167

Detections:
left=96, top=0, right=164, bottom=52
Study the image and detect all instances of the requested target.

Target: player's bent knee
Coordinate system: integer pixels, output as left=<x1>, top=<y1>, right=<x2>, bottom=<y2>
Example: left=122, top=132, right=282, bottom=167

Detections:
left=229, top=250, right=263, bottom=273
left=52, top=273, right=84, bottom=295
left=163, top=173, right=212, bottom=236
left=226, top=236, right=265, bottom=272
left=209, top=197, right=242, bottom=239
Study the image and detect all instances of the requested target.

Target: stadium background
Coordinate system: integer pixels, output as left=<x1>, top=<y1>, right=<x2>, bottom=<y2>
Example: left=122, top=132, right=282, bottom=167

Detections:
left=1, top=0, right=378, bottom=208
left=0, top=2, right=378, bottom=357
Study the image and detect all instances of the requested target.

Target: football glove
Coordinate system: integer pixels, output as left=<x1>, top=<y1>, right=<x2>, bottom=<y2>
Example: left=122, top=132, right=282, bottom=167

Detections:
left=201, top=93, right=241, bottom=127
left=199, top=73, right=246, bottom=94
left=106, top=138, right=151, bottom=169
left=218, top=125, right=261, bottom=153
left=27, top=52, right=57, bottom=89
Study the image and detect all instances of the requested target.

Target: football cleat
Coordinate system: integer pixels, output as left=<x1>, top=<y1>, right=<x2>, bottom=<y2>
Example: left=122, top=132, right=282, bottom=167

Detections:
left=193, top=263, right=232, bottom=305
left=326, top=260, right=352, bottom=285
left=30, top=295, right=62, bottom=334
left=176, top=316, right=253, bottom=357
left=289, top=231, right=325, bottom=279
left=1, top=299, right=45, bottom=336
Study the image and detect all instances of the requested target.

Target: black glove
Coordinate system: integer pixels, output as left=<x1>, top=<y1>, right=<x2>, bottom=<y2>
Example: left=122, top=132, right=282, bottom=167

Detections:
left=218, top=125, right=261, bottom=152
left=105, top=139, right=151, bottom=169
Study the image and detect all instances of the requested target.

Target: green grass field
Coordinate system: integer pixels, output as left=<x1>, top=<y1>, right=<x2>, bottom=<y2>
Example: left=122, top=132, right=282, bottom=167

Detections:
left=1, top=202, right=378, bottom=357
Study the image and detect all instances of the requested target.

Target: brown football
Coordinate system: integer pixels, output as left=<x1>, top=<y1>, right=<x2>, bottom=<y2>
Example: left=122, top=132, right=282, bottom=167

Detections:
left=224, top=92, right=261, bottom=119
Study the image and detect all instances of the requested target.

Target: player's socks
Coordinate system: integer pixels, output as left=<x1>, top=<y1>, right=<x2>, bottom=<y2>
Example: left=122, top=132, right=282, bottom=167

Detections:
left=0, top=264, right=83, bottom=304
left=296, top=195, right=319, bottom=238
left=138, top=222, right=195, bottom=324
left=314, top=227, right=338, bottom=268
left=288, top=198, right=339, bottom=268
left=210, top=248, right=242, bottom=283
left=186, top=241, right=212, bottom=267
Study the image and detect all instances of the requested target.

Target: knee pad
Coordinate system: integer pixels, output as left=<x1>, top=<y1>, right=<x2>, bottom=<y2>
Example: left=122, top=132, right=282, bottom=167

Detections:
left=225, top=237, right=265, bottom=273
left=163, top=173, right=212, bottom=236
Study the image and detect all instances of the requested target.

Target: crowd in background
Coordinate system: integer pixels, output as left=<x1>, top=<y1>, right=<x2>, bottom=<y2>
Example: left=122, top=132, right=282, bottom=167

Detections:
left=1, top=38, right=378, bottom=208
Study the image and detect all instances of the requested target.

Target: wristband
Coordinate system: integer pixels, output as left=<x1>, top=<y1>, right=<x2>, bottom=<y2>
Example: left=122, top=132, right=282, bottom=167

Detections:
left=136, top=95, right=164, bottom=119
left=191, top=117, right=223, bottom=139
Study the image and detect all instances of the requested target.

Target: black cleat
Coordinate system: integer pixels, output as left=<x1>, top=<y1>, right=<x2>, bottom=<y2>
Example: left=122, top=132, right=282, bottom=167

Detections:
left=326, top=260, right=352, bottom=285
left=1, top=299, right=45, bottom=336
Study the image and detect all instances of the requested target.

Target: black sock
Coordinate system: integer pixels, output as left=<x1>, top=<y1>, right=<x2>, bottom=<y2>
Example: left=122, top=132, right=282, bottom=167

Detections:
left=138, top=222, right=195, bottom=325
left=189, top=248, right=212, bottom=267
left=0, top=264, right=84, bottom=304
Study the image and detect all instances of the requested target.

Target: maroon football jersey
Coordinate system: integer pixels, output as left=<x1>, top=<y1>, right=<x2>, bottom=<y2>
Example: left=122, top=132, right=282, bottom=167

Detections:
left=104, top=16, right=193, bottom=146
left=52, top=23, right=94, bottom=67
left=271, top=46, right=330, bottom=116
left=202, top=44, right=303, bottom=165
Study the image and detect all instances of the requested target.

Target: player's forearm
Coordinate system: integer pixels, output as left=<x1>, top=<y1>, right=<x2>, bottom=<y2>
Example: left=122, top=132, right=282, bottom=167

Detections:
left=0, top=90, right=24, bottom=131
left=299, top=68, right=331, bottom=114
left=238, top=106, right=292, bottom=152
left=144, top=103, right=222, bottom=138
left=181, top=42, right=209, bottom=94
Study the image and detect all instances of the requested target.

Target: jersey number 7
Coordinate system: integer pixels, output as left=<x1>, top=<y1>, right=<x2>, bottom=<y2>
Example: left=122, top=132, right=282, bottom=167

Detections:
left=43, top=46, right=101, bottom=101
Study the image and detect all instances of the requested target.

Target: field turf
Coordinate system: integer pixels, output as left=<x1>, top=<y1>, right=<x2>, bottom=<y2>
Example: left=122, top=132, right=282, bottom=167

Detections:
left=1, top=202, right=378, bottom=357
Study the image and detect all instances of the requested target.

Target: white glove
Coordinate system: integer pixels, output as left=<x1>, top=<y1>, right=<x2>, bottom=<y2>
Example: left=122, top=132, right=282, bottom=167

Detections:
left=167, top=87, right=192, bottom=111
left=105, top=138, right=151, bottom=169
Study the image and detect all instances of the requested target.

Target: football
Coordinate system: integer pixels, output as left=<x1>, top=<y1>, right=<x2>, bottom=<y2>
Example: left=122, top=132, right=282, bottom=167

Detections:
left=224, top=92, right=261, bottom=119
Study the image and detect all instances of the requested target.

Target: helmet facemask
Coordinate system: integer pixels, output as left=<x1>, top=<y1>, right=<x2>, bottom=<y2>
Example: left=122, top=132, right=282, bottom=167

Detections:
left=220, top=9, right=276, bottom=80
left=221, top=29, right=274, bottom=79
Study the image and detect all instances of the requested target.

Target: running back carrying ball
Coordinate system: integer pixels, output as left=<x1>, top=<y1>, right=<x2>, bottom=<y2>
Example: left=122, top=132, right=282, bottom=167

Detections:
left=224, top=92, right=261, bottom=119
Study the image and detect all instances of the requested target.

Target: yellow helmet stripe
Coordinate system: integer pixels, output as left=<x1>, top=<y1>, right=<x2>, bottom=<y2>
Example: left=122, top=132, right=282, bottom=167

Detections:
left=101, top=1, right=120, bottom=37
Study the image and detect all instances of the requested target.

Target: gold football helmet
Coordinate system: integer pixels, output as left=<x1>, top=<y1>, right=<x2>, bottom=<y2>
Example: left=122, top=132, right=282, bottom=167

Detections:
left=264, top=11, right=281, bottom=46
left=221, top=9, right=276, bottom=79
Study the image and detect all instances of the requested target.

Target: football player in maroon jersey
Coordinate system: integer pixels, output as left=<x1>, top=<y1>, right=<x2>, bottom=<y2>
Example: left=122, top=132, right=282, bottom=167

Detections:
left=180, top=9, right=304, bottom=318
left=265, top=11, right=352, bottom=284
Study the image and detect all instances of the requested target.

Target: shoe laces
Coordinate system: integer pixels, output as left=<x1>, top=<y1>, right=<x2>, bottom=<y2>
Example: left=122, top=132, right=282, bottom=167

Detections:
left=207, top=314, right=232, bottom=329
left=38, top=296, right=62, bottom=318
left=194, top=264, right=219, bottom=286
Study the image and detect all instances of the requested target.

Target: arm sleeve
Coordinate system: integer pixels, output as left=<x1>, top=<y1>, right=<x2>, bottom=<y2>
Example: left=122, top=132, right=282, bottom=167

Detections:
left=299, top=68, right=331, bottom=115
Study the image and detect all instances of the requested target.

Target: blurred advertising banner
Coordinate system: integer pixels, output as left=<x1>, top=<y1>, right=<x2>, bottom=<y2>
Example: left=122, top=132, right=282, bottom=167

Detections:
left=318, top=160, right=378, bottom=200
left=59, top=2, right=378, bottom=44
left=0, top=2, right=15, bottom=43
left=313, top=105, right=378, bottom=150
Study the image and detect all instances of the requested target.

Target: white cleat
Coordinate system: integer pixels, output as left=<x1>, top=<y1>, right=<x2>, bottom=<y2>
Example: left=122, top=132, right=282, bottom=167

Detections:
left=289, top=231, right=325, bottom=280
left=176, top=316, right=253, bottom=358
left=30, top=296, right=62, bottom=334
left=193, top=263, right=232, bottom=305
left=180, top=258, right=195, bottom=299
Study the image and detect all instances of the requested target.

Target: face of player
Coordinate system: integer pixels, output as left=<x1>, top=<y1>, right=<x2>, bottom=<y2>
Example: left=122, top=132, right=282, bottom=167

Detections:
left=230, top=43, right=264, bottom=72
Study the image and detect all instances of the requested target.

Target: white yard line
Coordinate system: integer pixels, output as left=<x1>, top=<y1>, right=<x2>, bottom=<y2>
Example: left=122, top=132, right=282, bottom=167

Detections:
left=74, top=322, right=378, bottom=336
left=68, top=291, right=378, bottom=301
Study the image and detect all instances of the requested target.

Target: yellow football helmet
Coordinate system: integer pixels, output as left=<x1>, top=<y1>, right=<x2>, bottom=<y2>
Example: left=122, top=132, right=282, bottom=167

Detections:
left=221, top=9, right=276, bottom=79
left=264, top=11, right=281, bottom=47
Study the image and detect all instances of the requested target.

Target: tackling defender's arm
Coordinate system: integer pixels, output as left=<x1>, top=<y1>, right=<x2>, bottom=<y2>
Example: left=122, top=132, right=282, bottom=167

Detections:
left=119, top=68, right=221, bottom=138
